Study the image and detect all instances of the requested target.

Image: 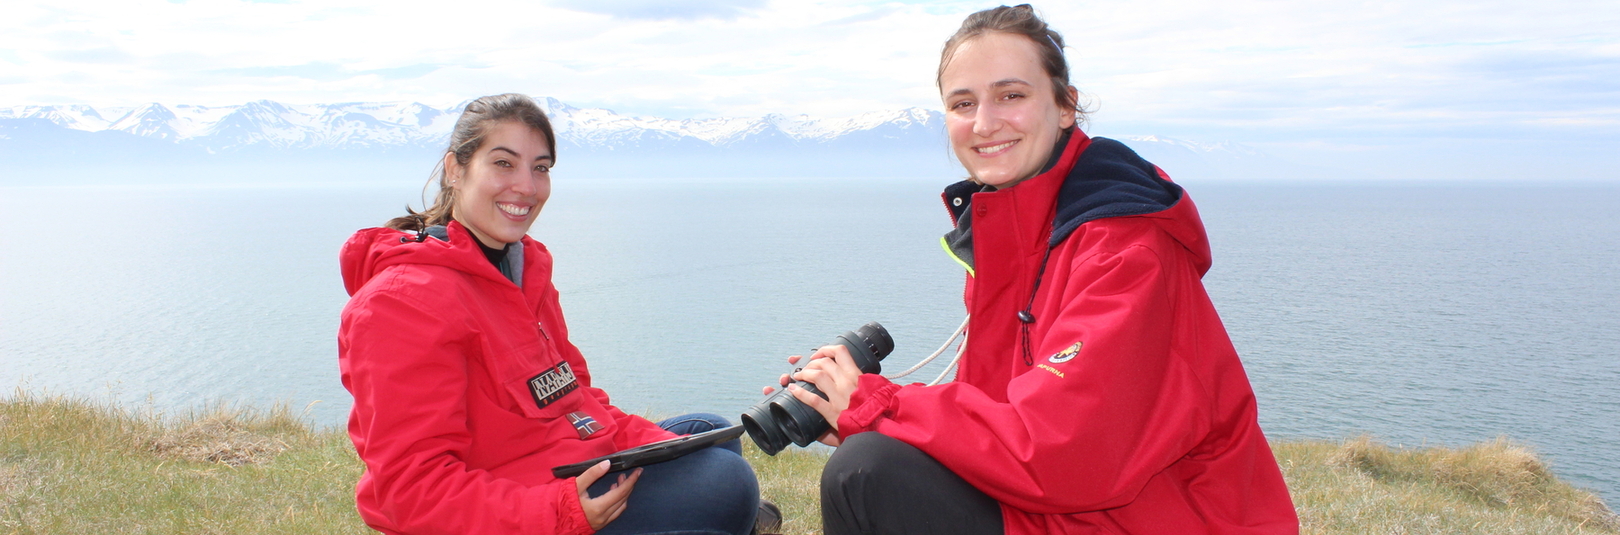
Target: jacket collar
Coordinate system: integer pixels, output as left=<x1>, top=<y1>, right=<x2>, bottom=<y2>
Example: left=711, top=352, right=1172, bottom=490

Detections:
left=941, top=129, right=1083, bottom=226
left=940, top=129, right=1089, bottom=272
left=423, top=223, right=525, bottom=287
left=940, top=129, right=1187, bottom=270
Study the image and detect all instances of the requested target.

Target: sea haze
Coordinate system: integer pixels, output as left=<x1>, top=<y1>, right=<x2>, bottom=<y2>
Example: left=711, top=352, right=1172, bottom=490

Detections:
left=1, top=177, right=1615, bottom=503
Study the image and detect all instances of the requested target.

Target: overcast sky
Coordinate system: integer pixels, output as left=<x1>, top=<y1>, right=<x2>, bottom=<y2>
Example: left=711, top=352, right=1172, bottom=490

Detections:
left=3, top=0, right=1616, bottom=178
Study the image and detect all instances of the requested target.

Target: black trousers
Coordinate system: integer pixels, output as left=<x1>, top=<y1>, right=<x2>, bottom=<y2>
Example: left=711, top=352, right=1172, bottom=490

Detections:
left=820, top=432, right=1005, bottom=535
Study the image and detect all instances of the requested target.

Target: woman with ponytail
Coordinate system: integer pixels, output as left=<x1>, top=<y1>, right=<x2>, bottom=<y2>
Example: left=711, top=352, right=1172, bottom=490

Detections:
left=339, top=94, right=766, bottom=535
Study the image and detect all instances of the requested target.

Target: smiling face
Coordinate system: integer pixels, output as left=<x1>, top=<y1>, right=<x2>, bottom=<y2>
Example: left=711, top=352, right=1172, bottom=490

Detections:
left=940, top=31, right=1077, bottom=189
left=447, top=120, right=553, bottom=248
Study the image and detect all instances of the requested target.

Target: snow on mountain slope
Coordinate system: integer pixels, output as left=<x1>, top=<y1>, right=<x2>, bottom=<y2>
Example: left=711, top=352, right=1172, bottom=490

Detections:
left=0, top=105, right=114, bottom=131
left=2, top=97, right=1272, bottom=180
left=1, top=97, right=948, bottom=153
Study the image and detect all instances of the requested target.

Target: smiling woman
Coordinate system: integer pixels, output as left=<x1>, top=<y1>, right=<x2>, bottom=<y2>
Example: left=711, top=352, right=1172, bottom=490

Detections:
left=777, top=5, right=1300, bottom=535
left=341, top=94, right=765, bottom=535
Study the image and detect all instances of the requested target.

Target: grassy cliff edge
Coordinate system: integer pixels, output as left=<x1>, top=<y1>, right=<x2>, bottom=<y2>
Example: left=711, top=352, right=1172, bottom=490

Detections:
left=3, top=393, right=1615, bottom=534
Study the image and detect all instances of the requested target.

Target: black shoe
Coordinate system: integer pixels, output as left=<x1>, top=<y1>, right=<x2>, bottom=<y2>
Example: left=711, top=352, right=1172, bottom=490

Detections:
left=752, top=499, right=783, bottom=535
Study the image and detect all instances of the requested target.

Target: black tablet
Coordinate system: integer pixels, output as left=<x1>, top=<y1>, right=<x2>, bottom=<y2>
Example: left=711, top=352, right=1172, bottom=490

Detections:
left=551, top=425, right=746, bottom=479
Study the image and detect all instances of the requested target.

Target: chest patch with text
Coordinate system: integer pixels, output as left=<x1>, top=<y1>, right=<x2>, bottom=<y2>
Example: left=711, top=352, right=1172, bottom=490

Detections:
left=528, top=361, right=580, bottom=410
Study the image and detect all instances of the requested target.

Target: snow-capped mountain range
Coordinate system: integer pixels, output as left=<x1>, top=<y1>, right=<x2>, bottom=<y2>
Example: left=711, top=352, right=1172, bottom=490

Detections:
left=0, top=97, right=1273, bottom=182
left=0, top=98, right=944, bottom=153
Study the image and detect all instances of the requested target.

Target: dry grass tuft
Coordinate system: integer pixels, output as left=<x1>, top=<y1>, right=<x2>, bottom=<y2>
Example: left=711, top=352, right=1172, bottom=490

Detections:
left=1329, top=435, right=1620, bottom=532
left=2, top=391, right=369, bottom=533
left=144, top=406, right=304, bottom=466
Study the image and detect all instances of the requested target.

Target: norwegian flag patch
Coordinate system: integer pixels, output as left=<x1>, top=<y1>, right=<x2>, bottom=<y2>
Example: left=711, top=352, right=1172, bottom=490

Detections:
left=567, top=411, right=604, bottom=439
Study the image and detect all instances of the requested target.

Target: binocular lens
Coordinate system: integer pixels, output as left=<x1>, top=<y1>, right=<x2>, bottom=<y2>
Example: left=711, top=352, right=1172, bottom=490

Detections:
left=741, top=401, right=791, bottom=455
left=772, top=396, right=821, bottom=447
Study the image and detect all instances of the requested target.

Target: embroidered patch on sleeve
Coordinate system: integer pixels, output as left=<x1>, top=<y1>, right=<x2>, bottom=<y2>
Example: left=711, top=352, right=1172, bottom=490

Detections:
left=1047, top=341, right=1083, bottom=364
left=567, top=411, right=604, bottom=439
left=528, top=361, right=580, bottom=410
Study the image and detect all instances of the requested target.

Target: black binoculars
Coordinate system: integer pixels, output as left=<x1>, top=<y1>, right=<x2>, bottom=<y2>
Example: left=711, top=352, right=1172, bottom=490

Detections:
left=741, top=322, right=893, bottom=455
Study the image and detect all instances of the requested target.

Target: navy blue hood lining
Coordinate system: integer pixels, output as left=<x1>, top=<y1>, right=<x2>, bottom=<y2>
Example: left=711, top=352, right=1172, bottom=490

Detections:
left=942, top=179, right=983, bottom=270
left=1048, top=137, right=1183, bottom=247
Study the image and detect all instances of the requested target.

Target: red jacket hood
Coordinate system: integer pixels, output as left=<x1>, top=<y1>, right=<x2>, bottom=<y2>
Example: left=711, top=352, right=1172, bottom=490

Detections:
left=340, top=220, right=518, bottom=296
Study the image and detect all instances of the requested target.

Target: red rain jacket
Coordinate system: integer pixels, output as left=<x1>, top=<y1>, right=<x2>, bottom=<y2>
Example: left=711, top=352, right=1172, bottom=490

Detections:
left=839, top=131, right=1298, bottom=534
left=339, top=221, right=676, bottom=535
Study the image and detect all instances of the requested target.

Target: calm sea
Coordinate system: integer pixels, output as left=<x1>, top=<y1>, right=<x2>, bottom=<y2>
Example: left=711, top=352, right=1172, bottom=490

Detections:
left=2, top=177, right=1616, bottom=502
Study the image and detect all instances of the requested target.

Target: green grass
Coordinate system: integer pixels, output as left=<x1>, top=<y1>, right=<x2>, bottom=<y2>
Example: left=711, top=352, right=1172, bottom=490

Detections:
left=744, top=441, right=828, bottom=535
left=3, top=392, right=1616, bottom=534
left=1, top=393, right=366, bottom=534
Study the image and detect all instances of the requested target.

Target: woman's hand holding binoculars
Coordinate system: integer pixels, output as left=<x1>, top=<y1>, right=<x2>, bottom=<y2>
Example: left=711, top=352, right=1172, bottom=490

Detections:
left=768, top=345, right=866, bottom=446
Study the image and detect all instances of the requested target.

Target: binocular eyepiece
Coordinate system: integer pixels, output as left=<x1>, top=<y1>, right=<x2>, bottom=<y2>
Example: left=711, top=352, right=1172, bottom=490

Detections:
left=741, top=322, right=893, bottom=455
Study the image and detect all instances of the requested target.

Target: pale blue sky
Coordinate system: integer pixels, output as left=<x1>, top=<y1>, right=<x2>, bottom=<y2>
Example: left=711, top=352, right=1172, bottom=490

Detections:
left=2, top=0, right=1616, bottom=179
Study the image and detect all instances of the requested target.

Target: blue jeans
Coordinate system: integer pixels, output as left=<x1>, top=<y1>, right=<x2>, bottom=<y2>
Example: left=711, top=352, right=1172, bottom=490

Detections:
left=587, top=413, right=759, bottom=535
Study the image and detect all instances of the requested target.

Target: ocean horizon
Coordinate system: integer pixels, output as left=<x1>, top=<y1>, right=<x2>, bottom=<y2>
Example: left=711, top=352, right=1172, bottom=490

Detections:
left=3, top=176, right=1616, bottom=503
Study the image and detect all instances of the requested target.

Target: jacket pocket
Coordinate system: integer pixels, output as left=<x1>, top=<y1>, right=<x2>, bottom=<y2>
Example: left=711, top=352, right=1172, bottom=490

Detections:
left=492, top=342, right=617, bottom=442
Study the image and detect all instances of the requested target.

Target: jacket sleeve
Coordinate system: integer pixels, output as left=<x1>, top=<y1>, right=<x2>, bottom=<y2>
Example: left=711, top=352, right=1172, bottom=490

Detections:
left=340, top=285, right=594, bottom=535
left=838, top=242, right=1211, bottom=513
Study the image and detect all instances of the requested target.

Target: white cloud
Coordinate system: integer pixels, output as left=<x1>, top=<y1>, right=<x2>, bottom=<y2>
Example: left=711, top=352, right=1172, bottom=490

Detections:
left=1047, top=1, right=1620, bottom=140
left=1, top=0, right=1616, bottom=152
left=549, top=0, right=768, bottom=21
